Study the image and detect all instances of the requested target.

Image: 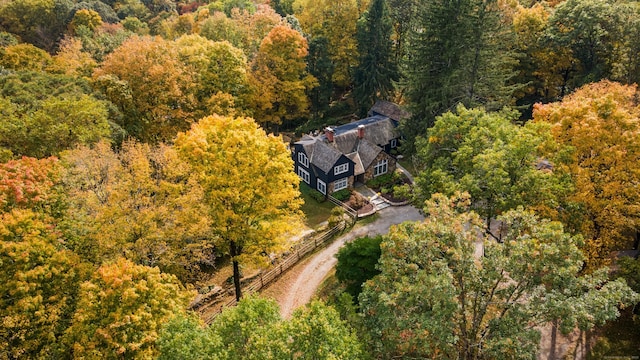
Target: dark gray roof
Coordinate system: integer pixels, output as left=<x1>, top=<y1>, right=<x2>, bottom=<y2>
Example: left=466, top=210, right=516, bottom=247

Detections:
left=295, top=113, right=397, bottom=175
left=332, top=116, right=397, bottom=148
left=368, top=100, right=410, bottom=122
left=299, top=138, right=344, bottom=173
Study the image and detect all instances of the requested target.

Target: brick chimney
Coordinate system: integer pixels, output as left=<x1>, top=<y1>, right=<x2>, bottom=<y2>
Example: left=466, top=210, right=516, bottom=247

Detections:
left=357, top=124, right=365, bottom=139
left=325, top=127, right=334, bottom=142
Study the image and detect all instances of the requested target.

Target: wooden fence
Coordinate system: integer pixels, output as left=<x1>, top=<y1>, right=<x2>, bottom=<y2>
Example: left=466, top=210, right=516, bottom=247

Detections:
left=200, top=222, right=347, bottom=325
left=327, top=194, right=358, bottom=225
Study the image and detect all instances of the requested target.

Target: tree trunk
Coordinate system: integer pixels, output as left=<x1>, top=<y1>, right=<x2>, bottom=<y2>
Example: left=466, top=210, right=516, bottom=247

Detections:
left=549, top=319, right=558, bottom=360
left=230, top=241, right=242, bottom=301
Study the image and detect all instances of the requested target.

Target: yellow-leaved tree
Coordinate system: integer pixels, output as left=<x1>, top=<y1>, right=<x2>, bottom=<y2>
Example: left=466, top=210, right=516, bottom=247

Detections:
left=63, top=258, right=193, bottom=359
left=534, top=80, right=640, bottom=270
left=175, top=115, right=303, bottom=300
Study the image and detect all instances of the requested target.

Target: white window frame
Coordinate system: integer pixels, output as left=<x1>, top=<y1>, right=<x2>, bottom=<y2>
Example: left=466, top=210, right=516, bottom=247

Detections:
left=297, top=168, right=310, bottom=184
left=334, top=163, right=348, bottom=175
left=373, top=159, right=388, bottom=177
left=317, top=179, right=326, bottom=195
left=390, top=139, right=397, bottom=148
left=333, top=177, right=348, bottom=192
left=298, top=152, right=309, bottom=167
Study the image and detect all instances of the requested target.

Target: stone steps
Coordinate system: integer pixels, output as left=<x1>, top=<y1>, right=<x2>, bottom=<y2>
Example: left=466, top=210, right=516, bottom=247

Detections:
left=370, top=194, right=390, bottom=210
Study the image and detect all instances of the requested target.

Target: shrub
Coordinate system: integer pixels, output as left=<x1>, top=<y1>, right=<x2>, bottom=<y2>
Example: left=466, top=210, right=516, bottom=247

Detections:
left=300, top=183, right=326, bottom=202
left=328, top=206, right=345, bottom=228
left=366, top=173, right=394, bottom=189
left=309, top=189, right=325, bottom=202
left=332, top=189, right=351, bottom=202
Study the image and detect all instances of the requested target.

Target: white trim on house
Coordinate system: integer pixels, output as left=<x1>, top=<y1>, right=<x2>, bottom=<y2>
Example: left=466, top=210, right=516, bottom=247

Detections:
left=317, top=179, right=326, bottom=194
left=374, top=159, right=388, bottom=177
left=298, top=168, right=310, bottom=184
left=333, top=177, right=348, bottom=192
left=334, top=163, right=349, bottom=175
left=298, top=152, right=309, bottom=167
left=390, top=139, right=397, bottom=148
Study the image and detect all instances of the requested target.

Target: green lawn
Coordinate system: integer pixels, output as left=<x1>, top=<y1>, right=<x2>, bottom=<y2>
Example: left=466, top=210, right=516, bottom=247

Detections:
left=299, top=183, right=335, bottom=228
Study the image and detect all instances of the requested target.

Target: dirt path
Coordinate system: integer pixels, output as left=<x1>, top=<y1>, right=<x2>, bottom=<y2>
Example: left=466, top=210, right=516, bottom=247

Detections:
left=262, top=205, right=424, bottom=318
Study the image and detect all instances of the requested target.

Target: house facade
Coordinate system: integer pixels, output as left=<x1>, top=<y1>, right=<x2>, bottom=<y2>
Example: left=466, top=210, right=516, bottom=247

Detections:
left=293, top=103, right=405, bottom=194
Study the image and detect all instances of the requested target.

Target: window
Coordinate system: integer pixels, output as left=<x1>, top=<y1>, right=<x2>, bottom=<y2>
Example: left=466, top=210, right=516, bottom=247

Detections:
left=298, top=152, right=309, bottom=167
left=317, top=179, right=326, bottom=194
left=333, top=177, right=348, bottom=192
left=297, top=168, right=310, bottom=184
left=390, top=139, right=397, bottom=148
left=374, top=159, right=388, bottom=177
left=334, top=163, right=348, bottom=175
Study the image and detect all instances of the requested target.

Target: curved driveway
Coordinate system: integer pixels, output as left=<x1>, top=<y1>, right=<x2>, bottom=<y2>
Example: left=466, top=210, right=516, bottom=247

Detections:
left=276, top=205, right=424, bottom=318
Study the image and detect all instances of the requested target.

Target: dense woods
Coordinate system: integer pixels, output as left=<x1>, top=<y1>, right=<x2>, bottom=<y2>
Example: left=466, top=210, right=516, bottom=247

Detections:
left=1, top=0, right=639, bottom=358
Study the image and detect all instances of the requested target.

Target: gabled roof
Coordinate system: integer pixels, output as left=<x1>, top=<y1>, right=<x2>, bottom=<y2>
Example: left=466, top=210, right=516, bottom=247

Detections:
left=298, top=138, right=344, bottom=173
left=295, top=111, right=398, bottom=176
left=343, top=140, right=382, bottom=176
left=332, top=115, right=397, bottom=149
left=368, top=100, right=410, bottom=122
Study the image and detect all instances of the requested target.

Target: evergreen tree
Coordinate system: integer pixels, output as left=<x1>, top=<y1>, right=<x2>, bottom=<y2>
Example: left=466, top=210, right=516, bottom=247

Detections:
left=307, top=36, right=335, bottom=119
left=402, top=0, right=518, bottom=153
left=353, top=0, right=398, bottom=117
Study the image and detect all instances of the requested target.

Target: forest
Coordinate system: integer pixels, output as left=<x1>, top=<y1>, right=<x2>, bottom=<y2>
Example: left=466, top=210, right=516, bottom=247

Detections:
left=1, top=0, right=640, bottom=358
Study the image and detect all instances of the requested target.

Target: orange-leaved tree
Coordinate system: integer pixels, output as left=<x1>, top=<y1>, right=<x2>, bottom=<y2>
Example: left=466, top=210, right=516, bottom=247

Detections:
left=534, top=80, right=640, bottom=270
left=175, top=115, right=303, bottom=301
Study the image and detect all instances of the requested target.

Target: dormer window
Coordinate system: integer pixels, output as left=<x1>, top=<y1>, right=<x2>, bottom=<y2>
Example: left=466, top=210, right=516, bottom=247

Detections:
left=298, top=152, right=309, bottom=167
left=334, top=163, right=348, bottom=175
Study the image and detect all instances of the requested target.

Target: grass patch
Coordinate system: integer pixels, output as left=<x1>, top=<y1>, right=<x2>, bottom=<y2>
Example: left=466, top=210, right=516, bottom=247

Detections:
left=299, top=183, right=335, bottom=228
left=357, top=212, right=379, bottom=226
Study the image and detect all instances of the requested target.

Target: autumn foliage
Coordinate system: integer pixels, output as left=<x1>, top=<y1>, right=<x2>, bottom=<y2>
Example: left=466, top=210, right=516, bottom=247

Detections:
left=534, top=80, right=640, bottom=269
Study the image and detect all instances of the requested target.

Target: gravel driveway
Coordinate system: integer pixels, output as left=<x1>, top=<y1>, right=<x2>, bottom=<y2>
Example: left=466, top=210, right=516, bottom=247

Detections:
left=264, top=205, right=424, bottom=318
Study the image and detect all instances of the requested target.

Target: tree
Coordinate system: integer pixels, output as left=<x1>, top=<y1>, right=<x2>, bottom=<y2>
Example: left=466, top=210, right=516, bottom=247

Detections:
left=210, top=296, right=282, bottom=359
left=306, top=36, right=334, bottom=118
left=413, top=105, right=569, bottom=237
left=0, top=209, right=89, bottom=359
left=296, top=0, right=365, bottom=88
left=0, top=156, right=61, bottom=214
left=157, top=314, right=227, bottom=360
left=335, top=235, right=383, bottom=300
left=512, top=3, right=576, bottom=112
left=402, top=0, right=518, bottom=152
left=0, top=0, right=73, bottom=52
left=175, top=34, right=250, bottom=117
left=93, top=35, right=195, bottom=142
left=546, top=0, right=623, bottom=89
left=175, top=115, right=303, bottom=300
left=352, top=0, right=397, bottom=117
left=248, top=25, right=317, bottom=128
left=60, top=141, right=213, bottom=283
left=0, top=93, right=111, bottom=158
left=48, top=37, right=97, bottom=77
left=359, top=193, right=638, bottom=359
left=0, top=43, right=52, bottom=71
left=63, top=258, right=193, bottom=359
left=533, top=80, right=640, bottom=270
left=207, top=297, right=365, bottom=359
left=280, top=301, right=365, bottom=359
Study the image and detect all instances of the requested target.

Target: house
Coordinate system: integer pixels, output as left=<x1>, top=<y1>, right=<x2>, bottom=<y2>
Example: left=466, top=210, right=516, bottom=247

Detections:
left=293, top=102, right=407, bottom=195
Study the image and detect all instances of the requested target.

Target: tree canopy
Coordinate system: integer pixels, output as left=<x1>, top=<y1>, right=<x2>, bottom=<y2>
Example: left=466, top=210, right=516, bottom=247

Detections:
left=174, top=114, right=303, bottom=300
left=359, top=193, right=638, bottom=359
